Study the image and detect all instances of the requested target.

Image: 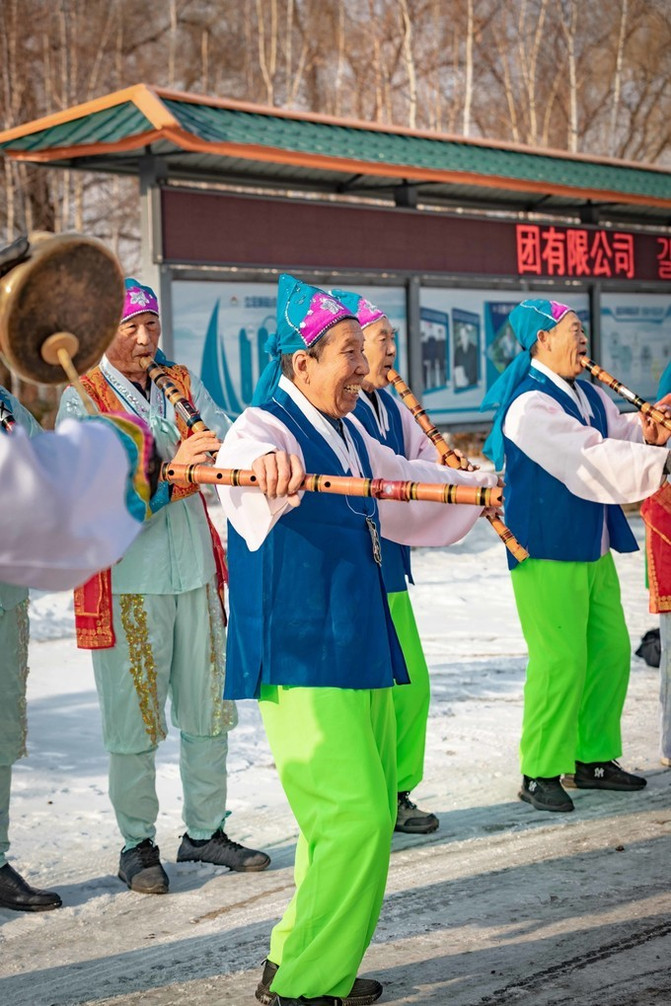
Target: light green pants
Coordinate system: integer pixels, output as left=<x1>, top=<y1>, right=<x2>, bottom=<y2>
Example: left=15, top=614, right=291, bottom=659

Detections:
left=388, top=590, right=430, bottom=792
left=259, top=684, right=397, bottom=1000
left=91, top=580, right=237, bottom=847
left=511, top=553, right=630, bottom=778
left=0, top=601, right=29, bottom=867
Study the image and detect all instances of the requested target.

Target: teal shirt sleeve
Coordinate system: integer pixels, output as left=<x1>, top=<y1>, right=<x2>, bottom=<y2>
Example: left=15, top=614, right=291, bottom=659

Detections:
left=190, top=372, right=232, bottom=439
left=56, top=385, right=86, bottom=425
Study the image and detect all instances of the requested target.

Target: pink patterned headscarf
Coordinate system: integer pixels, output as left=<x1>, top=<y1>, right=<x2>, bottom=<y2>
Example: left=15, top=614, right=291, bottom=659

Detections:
left=330, top=289, right=387, bottom=329
left=122, top=278, right=159, bottom=323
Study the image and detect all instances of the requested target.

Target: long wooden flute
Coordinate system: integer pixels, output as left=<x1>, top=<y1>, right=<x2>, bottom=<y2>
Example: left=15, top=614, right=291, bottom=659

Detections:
left=140, top=355, right=219, bottom=458
left=580, top=357, right=671, bottom=434
left=387, top=368, right=529, bottom=562
left=162, top=462, right=502, bottom=507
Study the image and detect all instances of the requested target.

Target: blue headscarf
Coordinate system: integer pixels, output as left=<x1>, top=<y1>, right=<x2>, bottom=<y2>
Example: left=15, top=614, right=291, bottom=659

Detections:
left=252, top=274, right=356, bottom=406
left=481, top=298, right=572, bottom=469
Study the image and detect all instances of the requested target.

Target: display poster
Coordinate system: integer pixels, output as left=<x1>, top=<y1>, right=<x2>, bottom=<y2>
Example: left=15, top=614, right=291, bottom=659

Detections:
left=600, top=293, right=671, bottom=403
left=171, top=281, right=408, bottom=418
left=420, top=288, right=590, bottom=421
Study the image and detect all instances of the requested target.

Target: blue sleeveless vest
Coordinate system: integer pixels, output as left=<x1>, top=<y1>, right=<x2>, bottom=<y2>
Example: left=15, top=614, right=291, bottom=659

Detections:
left=225, top=388, right=410, bottom=699
left=502, top=370, right=638, bottom=570
left=353, top=389, right=413, bottom=592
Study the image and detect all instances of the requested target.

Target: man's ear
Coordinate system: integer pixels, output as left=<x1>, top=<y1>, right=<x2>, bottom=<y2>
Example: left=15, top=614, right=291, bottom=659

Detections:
left=293, top=350, right=310, bottom=383
left=536, top=329, right=551, bottom=350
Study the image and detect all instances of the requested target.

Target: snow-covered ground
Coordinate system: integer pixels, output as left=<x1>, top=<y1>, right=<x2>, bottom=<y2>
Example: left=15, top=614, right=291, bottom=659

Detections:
left=1, top=514, right=669, bottom=1005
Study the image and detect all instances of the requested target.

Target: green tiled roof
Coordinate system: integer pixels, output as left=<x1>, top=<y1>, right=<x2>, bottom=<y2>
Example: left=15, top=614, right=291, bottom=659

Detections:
left=1, top=85, right=669, bottom=226
left=0, top=102, right=153, bottom=153
left=164, top=98, right=671, bottom=203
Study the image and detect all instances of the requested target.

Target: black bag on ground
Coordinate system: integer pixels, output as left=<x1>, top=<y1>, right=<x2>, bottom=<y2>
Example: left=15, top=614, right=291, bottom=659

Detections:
left=635, top=628, right=661, bottom=668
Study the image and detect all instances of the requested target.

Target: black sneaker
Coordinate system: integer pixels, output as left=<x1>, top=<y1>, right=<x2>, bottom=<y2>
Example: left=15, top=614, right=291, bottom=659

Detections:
left=519, top=775, right=574, bottom=812
left=0, top=863, right=62, bottom=912
left=118, top=839, right=169, bottom=894
left=177, top=829, right=270, bottom=872
left=574, top=760, right=647, bottom=791
left=395, top=792, right=439, bottom=834
left=257, top=961, right=382, bottom=1006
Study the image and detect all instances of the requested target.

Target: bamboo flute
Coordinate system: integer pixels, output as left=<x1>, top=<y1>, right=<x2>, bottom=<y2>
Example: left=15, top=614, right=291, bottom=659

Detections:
left=140, top=356, right=210, bottom=433
left=387, top=368, right=529, bottom=562
left=162, top=462, right=503, bottom=508
left=580, top=356, right=671, bottom=434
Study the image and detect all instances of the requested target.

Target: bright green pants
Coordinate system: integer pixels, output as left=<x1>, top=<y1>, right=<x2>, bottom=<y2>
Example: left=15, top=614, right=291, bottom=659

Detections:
left=388, top=590, right=430, bottom=792
left=0, top=601, right=29, bottom=867
left=259, top=684, right=396, bottom=1000
left=91, top=580, right=237, bottom=846
left=511, top=553, right=630, bottom=777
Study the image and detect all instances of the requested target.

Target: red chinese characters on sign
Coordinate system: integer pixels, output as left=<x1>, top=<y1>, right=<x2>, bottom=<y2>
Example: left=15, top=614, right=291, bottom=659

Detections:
left=516, top=225, right=637, bottom=279
left=658, top=237, right=671, bottom=280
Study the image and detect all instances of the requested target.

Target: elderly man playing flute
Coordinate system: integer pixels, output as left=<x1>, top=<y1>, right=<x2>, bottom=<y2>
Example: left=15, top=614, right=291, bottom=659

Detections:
left=481, top=298, right=671, bottom=814
left=57, top=279, right=269, bottom=896
left=217, top=274, right=496, bottom=1006
left=330, top=288, right=441, bottom=836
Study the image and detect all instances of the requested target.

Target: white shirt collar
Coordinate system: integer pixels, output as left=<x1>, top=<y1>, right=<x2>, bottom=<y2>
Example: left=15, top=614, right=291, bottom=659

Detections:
left=100, top=354, right=168, bottom=420
left=358, top=387, right=390, bottom=436
left=530, top=359, right=594, bottom=420
left=277, top=375, right=362, bottom=475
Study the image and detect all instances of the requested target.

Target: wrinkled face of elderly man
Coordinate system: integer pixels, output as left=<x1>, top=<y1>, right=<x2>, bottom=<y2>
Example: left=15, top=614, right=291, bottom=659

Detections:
left=533, top=311, right=588, bottom=380
left=106, top=311, right=161, bottom=386
left=288, top=318, right=370, bottom=419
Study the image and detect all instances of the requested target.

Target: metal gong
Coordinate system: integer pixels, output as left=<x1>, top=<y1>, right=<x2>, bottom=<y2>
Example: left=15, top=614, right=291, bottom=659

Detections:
left=0, top=232, right=124, bottom=385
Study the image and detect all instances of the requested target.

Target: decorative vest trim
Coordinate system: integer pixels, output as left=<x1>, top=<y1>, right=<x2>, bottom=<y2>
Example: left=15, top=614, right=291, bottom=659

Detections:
left=353, top=389, right=413, bottom=592
left=73, top=363, right=227, bottom=648
left=641, top=483, right=671, bottom=613
left=502, top=371, right=638, bottom=570
left=225, top=389, right=410, bottom=699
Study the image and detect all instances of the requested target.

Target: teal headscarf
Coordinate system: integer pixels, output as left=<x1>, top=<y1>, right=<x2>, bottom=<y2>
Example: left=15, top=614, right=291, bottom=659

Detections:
left=252, top=274, right=356, bottom=406
left=481, top=298, right=572, bottom=469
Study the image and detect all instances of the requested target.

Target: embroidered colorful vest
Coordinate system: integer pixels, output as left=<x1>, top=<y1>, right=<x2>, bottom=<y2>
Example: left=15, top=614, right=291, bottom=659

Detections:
left=641, top=483, right=671, bottom=613
left=225, top=388, right=410, bottom=699
left=74, top=363, right=226, bottom=648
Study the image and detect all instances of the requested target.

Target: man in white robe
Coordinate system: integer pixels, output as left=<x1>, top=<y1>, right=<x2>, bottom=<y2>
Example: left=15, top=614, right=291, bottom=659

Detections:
left=0, top=392, right=153, bottom=910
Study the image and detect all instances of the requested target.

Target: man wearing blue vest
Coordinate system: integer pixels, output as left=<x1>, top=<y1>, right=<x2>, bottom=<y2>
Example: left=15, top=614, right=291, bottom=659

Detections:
left=332, top=289, right=439, bottom=835
left=216, top=275, right=497, bottom=1006
left=481, top=298, right=671, bottom=814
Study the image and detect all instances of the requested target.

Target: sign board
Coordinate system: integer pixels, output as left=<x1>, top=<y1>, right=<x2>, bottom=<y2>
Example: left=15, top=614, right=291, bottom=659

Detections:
left=162, top=190, right=671, bottom=282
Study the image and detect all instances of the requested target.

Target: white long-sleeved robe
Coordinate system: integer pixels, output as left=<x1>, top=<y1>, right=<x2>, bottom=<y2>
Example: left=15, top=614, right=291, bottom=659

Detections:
left=504, top=360, right=667, bottom=504
left=0, top=420, right=143, bottom=589
left=216, top=376, right=497, bottom=552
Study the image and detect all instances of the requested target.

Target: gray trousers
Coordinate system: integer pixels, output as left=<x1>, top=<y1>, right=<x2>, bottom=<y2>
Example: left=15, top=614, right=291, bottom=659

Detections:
left=91, top=579, right=237, bottom=848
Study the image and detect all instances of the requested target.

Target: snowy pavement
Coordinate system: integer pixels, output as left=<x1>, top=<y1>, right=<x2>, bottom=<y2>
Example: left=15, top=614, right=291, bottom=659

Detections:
left=1, top=515, right=670, bottom=1005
